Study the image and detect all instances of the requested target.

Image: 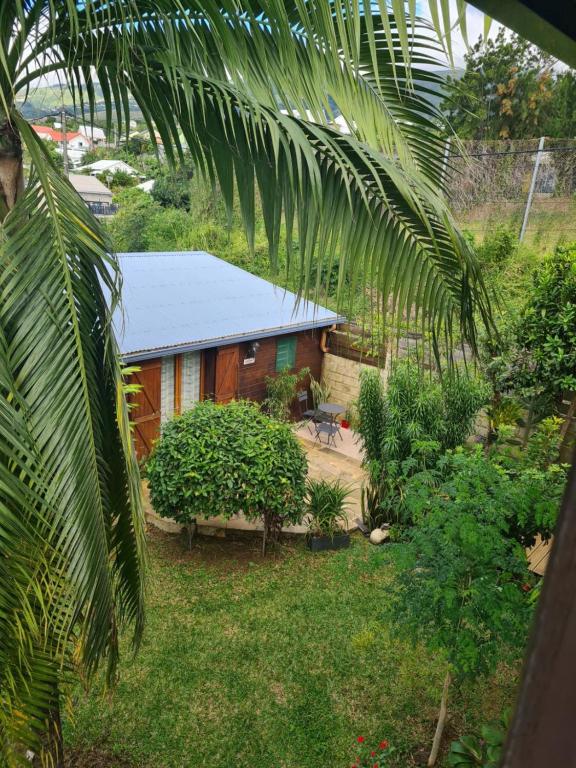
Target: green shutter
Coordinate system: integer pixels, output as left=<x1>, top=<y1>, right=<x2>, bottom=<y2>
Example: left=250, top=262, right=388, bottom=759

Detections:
left=276, top=336, right=297, bottom=371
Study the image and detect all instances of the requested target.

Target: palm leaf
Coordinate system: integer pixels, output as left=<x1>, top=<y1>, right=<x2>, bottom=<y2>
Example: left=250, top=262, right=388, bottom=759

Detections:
left=0, top=121, right=145, bottom=760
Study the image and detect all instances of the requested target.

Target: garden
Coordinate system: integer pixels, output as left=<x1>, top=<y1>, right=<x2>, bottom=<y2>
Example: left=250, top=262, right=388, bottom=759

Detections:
left=61, top=240, right=574, bottom=767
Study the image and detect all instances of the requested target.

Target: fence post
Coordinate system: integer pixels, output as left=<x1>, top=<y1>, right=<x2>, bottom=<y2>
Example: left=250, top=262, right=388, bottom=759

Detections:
left=519, top=136, right=545, bottom=243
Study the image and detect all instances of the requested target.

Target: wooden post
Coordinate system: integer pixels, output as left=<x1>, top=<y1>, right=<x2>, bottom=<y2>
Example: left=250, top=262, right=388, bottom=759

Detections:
left=174, top=354, right=182, bottom=415
left=500, top=453, right=576, bottom=767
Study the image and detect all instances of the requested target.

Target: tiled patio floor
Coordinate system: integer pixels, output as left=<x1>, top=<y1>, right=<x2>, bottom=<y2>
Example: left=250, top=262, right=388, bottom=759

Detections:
left=295, top=425, right=366, bottom=529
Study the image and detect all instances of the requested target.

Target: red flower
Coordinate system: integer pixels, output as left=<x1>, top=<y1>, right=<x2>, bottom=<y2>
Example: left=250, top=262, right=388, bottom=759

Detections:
left=357, top=736, right=365, bottom=743
left=371, top=751, right=376, bottom=757
left=373, top=763, right=379, bottom=768
left=521, top=583, right=531, bottom=592
left=379, top=740, right=389, bottom=750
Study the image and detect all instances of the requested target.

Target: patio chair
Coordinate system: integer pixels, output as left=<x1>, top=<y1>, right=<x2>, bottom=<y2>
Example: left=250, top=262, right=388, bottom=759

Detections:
left=297, top=390, right=321, bottom=433
left=314, top=420, right=339, bottom=447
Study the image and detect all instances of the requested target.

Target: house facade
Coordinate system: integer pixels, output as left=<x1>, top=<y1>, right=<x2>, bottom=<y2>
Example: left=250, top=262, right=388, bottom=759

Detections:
left=32, top=125, right=92, bottom=164
left=111, top=251, right=343, bottom=458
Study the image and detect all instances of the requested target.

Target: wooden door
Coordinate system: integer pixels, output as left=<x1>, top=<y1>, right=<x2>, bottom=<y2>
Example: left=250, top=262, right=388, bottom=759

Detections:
left=214, top=345, right=239, bottom=403
left=127, top=358, right=162, bottom=459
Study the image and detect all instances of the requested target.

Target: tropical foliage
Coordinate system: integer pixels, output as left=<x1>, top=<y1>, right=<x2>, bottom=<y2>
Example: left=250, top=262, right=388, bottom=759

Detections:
left=147, top=401, right=307, bottom=553
left=357, top=362, right=487, bottom=527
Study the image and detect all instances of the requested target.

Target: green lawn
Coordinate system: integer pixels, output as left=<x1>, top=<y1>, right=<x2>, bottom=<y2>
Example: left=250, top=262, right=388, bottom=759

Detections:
left=65, top=530, right=519, bottom=767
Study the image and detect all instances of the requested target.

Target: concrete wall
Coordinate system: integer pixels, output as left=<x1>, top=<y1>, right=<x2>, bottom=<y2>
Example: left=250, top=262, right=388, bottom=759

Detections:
left=321, top=353, right=388, bottom=412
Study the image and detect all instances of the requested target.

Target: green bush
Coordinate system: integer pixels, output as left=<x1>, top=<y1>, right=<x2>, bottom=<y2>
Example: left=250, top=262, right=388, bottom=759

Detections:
left=513, top=243, right=576, bottom=403
left=146, top=401, right=308, bottom=552
left=357, top=361, right=488, bottom=526
left=263, top=367, right=309, bottom=421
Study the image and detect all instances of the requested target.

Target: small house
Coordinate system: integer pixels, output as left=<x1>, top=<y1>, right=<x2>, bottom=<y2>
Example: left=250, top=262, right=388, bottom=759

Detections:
left=32, top=124, right=92, bottom=164
left=113, top=251, right=344, bottom=457
left=69, top=173, right=116, bottom=216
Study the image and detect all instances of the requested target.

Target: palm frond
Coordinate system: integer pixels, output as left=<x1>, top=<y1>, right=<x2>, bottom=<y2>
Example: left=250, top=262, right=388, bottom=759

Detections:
left=0, top=121, right=145, bottom=758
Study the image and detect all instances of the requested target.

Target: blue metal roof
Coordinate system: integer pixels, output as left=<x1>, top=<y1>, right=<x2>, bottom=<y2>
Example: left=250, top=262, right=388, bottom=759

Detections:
left=113, top=251, right=344, bottom=360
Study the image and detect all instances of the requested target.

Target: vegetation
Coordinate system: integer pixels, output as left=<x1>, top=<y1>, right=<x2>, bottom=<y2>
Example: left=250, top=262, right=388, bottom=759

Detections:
left=150, top=163, right=195, bottom=210
left=442, top=29, right=576, bottom=140
left=305, top=479, right=351, bottom=537
left=147, top=401, right=307, bottom=553
left=357, top=362, right=487, bottom=527
left=387, top=455, right=533, bottom=766
left=263, top=367, right=310, bottom=422
left=448, top=715, right=508, bottom=768
left=64, top=533, right=519, bottom=768
left=513, top=245, right=576, bottom=404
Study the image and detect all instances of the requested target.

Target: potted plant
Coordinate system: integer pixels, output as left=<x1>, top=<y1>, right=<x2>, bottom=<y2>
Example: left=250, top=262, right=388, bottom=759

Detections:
left=340, top=408, right=351, bottom=429
left=305, top=478, right=352, bottom=551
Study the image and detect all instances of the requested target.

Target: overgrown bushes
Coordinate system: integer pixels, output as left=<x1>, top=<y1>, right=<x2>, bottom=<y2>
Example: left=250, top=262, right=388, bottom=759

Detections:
left=147, top=400, right=307, bottom=552
left=357, top=360, right=488, bottom=527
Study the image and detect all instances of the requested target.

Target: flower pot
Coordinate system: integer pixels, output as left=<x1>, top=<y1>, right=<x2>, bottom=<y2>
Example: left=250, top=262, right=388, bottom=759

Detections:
left=306, top=532, right=351, bottom=552
left=340, top=419, right=350, bottom=429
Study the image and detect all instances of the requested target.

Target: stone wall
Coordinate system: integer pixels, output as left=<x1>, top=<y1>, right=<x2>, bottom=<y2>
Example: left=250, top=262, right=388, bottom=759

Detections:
left=321, top=353, right=389, bottom=413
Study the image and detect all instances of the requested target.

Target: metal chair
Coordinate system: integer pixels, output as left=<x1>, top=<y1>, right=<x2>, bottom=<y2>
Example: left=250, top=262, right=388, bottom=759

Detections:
left=297, top=390, right=320, bottom=433
left=314, top=419, right=339, bottom=447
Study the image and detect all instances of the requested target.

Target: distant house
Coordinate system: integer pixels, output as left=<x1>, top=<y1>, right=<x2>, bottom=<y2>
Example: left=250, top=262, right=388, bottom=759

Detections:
left=112, top=251, right=343, bottom=457
left=78, top=159, right=139, bottom=177
left=32, top=124, right=91, bottom=164
left=68, top=173, right=117, bottom=217
left=77, top=124, right=106, bottom=146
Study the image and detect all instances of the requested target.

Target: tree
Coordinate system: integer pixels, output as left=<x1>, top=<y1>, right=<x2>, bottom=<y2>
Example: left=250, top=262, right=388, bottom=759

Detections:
left=151, top=163, right=194, bottom=210
left=107, top=188, right=162, bottom=251
left=442, top=29, right=555, bottom=139
left=0, top=2, right=492, bottom=765
left=146, top=401, right=307, bottom=554
left=389, top=449, right=535, bottom=766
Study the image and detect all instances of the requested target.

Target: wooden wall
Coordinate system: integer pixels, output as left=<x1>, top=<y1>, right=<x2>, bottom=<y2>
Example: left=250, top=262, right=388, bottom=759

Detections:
left=238, top=330, right=323, bottom=402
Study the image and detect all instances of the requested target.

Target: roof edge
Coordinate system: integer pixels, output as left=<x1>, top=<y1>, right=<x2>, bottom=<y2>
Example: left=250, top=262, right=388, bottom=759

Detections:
left=123, top=316, right=346, bottom=362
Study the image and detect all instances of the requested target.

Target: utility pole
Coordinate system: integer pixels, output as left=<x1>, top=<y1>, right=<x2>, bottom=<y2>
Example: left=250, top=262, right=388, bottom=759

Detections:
left=519, top=136, right=545, bottom=243
left=60, top=106, right=69, bottom=176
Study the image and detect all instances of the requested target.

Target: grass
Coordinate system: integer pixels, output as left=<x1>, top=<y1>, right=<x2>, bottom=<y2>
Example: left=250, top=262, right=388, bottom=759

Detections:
left=65, top=530, right=519, bottom=768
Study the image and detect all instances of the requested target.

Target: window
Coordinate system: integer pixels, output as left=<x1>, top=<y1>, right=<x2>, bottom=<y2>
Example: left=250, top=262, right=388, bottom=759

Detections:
left=276, top=336, right=297, bottom=371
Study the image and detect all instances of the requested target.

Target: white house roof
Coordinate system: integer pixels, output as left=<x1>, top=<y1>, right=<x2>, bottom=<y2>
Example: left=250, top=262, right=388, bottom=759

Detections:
left=79, top=159, right=138, bottom=175
left=69, top=174, right=112, bottom=197
left=136, top=179, right=155, bottom=192
left=111, top=251, right=344, bottom=360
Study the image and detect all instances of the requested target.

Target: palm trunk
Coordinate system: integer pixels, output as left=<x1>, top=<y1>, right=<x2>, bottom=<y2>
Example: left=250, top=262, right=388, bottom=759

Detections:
left=0, top=114, right=24, bottom=221
left=427, top=671, right=451, bottom=767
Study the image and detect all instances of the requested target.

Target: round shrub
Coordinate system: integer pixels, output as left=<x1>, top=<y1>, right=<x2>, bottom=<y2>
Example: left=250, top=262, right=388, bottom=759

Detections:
left=146, top=400, right=308, bottom=552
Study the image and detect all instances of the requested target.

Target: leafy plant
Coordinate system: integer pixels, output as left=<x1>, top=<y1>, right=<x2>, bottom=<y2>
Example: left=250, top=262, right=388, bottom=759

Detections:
left=387, top=473, right=532, bottom=765
left=351, top=736, right=394, bottom=767
left=309, top=375, right=332, bottom=410
left=512, top=244, right=576, bottom=407
left=305, top=478, right=351, bottom=537
left=147, top=401, right=307, bottom=554
left=357, top=362, right=488, bottom=526
left=448, top=715, right=509, bottom=768
left=264, top=367, right=310, bottom=421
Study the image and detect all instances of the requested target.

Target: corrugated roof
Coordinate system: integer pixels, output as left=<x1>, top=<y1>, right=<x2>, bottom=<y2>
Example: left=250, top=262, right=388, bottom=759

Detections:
left=69, top=173, right=112, bottom=196
left=113, top=251, right=344, bottom=359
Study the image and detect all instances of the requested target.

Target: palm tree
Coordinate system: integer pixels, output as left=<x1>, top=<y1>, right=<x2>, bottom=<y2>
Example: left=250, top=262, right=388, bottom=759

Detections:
left=0, top=1, right=492, bottom=765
